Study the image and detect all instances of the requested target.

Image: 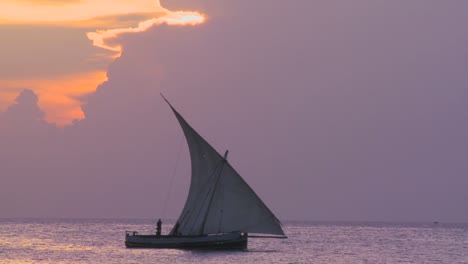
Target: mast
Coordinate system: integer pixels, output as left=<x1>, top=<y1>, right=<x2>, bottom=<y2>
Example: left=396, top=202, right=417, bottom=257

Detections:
left=200, top=153, right=227, bottom=234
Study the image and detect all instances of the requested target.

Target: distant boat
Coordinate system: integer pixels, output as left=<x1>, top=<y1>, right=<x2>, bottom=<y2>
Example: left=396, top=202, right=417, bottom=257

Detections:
left=125, top=95, right=286, bottom=249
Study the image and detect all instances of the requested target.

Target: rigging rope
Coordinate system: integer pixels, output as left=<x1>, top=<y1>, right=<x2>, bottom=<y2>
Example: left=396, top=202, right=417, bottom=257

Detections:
left=161, top=135, right=184, bottom=220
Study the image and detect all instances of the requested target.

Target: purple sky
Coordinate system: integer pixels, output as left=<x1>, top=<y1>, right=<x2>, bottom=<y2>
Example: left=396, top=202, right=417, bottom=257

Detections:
left=0, top=0, right=467, bottom=222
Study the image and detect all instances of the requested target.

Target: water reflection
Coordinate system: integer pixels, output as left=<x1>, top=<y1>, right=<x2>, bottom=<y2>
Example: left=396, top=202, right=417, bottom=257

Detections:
left=0, top=219, right=466, bottom=264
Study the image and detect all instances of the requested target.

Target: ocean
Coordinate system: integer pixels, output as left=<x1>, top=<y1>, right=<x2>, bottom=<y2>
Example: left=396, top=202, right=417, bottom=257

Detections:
left=0, top=219, right=466, bottom=263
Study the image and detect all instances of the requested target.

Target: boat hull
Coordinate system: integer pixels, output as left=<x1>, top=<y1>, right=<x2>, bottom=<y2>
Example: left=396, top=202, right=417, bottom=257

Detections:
left=125, top=232, right=247, bottom=250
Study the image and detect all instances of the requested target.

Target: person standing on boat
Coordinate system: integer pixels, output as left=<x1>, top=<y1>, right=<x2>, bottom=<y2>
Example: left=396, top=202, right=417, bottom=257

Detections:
left=156, top=219, right=162, bottom=237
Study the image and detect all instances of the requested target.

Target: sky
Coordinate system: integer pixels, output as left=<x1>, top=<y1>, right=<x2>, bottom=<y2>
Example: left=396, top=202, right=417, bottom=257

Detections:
left=0, top=0, right=467, bottom=223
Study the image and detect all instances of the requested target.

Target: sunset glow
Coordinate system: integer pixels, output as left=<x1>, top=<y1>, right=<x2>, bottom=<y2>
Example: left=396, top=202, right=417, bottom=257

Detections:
left=87, top=11, right=205, bottom=54
left=0, top=71, right=108, bottom=125
left=0, top=0, right=164, bottom=23
left=0, top=0, right=205, bottom=125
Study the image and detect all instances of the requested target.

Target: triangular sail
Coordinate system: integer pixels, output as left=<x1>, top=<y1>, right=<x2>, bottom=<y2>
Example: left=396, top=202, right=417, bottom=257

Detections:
left=163, top=97, right=284, bottom=236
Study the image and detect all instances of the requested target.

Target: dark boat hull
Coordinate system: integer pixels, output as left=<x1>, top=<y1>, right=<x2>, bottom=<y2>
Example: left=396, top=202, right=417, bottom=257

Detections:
left=125, top=232, right=248, bottom=250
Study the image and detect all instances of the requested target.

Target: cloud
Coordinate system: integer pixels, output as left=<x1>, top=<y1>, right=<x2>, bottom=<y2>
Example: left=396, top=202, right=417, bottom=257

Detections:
left=13, top=0, right=82, bottom=5
left=3, top=89, right=44, bottom=122
left=0, top=0, right=205, bottom=125
left=1, top=71, right=108, bottom=125
left=86, top=11, right=205, bottom=53
left=0, top=0, right=164, bottom=22
left=0, top=25, right=114, bottom=79
left=0, top=23, right=112, bottom=124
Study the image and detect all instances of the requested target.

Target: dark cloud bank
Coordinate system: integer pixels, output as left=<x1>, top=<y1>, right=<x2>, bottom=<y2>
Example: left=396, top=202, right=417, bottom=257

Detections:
left=1, top=0, right=467, bottom=222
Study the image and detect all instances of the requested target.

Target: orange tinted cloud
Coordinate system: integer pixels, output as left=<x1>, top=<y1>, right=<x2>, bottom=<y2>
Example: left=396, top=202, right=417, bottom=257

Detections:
left=0, top=0, right=205, bottom=125
left=0, top=0, right=164, bottom=22
left=0, top=71, right=108, bottom=125
left=87, top=11, right=205, bottom=54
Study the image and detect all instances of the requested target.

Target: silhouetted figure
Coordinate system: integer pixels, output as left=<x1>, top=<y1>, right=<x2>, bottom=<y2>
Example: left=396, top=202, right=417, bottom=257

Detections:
left=156, top=219, right=162, bottom=237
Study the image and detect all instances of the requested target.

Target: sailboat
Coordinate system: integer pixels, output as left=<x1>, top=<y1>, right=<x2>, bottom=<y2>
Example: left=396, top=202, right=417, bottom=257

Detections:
left=125, top=95, right=286, bottom=249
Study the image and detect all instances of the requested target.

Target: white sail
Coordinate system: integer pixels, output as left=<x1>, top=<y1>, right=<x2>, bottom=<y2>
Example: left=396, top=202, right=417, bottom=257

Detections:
left=164, top=98, right=284, bottom=236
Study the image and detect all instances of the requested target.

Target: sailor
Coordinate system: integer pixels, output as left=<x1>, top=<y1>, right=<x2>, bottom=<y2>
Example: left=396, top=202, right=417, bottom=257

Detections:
left=156, top=218, right=162, bottom=237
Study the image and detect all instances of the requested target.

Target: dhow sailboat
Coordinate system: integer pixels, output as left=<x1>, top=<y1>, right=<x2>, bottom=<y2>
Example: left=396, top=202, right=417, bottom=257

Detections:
left=125, top=96, right=286, bottom=249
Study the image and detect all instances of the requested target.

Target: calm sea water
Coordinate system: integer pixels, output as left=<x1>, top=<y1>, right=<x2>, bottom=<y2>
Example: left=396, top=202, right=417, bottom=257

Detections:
left=0, top=219, right=466, bottom=264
